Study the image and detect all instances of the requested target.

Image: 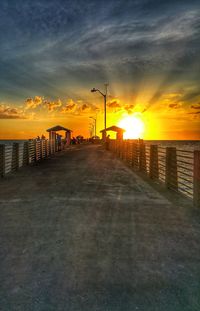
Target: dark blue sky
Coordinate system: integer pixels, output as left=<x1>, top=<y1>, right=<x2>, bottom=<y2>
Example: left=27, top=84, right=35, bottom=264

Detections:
left=0, top=0, right=199, bottom=102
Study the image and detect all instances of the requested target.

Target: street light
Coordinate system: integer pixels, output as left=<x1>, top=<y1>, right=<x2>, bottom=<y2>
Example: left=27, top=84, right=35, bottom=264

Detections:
left=89, top=123, right=94, bottom=138
left=89, top=116, right=96, bottom=137
left=91, top=84, right=108, bottom=141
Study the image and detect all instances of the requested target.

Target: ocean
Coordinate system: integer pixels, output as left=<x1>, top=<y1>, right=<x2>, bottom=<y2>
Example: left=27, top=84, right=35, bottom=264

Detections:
left=144, top=140, right=200, bottom=151
left=0, top=140, right=27, bottom=145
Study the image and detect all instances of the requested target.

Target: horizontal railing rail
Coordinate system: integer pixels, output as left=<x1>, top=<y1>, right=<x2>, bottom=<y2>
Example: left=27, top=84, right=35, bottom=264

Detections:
left=0, top=138, right=67, bottom=178
left=109, top=139, right=200, bottom=208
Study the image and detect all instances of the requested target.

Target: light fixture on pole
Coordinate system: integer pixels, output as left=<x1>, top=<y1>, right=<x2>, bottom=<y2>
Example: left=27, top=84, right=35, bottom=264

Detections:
left=91, top=84, right=108, bottom=141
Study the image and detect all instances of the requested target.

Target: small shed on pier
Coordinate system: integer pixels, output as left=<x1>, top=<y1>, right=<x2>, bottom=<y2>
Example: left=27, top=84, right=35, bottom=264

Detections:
left=46, top=125, right=72, bottom=146
left=100, top=126, right=125, bottom=141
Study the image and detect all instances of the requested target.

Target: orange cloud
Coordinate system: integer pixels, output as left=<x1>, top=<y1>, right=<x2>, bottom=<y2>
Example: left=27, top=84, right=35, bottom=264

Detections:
left=81, top=104, right=89, bottom=111
left=0, top=104, right=26, bottom=119
left=191, top=104, right=200, bottom=109
left=124, top=104, right=135, bottom=114
left=25, top=96, right=43, bottom=109
left=44, top=99, right=62, bottom=111
left=168, top=103, right=181, bottom=109
left=107, top=100, right=121, bottom=108
left=61, top=103, right=76, bottom=113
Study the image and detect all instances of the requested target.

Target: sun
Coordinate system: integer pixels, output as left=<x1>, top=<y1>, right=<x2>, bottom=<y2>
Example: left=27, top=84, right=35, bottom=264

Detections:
left=118, top=114, right=145, bottom=139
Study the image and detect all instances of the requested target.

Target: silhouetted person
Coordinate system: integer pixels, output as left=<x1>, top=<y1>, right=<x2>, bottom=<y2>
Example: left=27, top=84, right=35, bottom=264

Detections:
left=71, top=137, right=77, bottom=145
left=57, top=134, right=62, bottom=151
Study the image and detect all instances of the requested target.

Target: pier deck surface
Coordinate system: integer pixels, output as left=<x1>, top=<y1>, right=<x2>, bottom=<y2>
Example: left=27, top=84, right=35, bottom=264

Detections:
left=0, top=144, right=200, bottom=311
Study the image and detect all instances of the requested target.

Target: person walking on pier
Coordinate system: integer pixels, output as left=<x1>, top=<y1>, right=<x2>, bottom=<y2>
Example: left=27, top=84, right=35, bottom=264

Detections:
left=57, top=134, right=62, bottom=151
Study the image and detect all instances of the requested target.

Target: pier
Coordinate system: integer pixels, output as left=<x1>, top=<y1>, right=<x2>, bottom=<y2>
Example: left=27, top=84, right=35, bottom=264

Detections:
left=0, top=143, right=200, bottom=310
left=1, top=138, right=200, bottom=206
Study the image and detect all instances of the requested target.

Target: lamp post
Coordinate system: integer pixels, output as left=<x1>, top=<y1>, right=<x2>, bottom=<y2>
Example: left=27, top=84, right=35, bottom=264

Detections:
left=89, top=116, right=96, bottom=137
left=91, top=84, right=108, bottom=141
left=89, top=123, right=94, bottom=138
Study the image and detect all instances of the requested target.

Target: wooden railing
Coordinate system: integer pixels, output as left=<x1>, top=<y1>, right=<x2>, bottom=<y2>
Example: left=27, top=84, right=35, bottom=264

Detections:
left=0, top=139, right=66, bottom=178
left=109, top=140, right=200, bottom=208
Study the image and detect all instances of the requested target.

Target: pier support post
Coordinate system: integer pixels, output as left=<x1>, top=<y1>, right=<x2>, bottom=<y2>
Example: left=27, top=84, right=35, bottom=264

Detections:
left=149, top=145, right=159, bottom=180
left=193, top=150, right=200, bottom=207
left=0, top=145, right=5, bottom=177
left=165, top=147, right=178, bottom=191
left=12, top=143, right=19, bottom=171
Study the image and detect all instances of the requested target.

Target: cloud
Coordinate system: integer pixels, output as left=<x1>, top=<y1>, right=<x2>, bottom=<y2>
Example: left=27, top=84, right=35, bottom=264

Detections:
left=124, top=104, right=135, bottom=114
left=188, top=111, right=200, bottom=114
left=107, top=100, right=121, bottom=108
left=44, top=98, right=62, bottom=111
left=60, top=98, right=99, bottom=115
left=25, top=96, right=43, bottom=109
left=0, top=104, right=26, bottom=119
left=25, top=96, right=63, bottom=112
left=168, top=103, right=181, bottom=109
left=61, top=103, right=76, bottom=113
left=81, top=104, right=89, bottom=111
left=191, top=104, right=200, bottom=109
left=187, top=102, right=200, bottom=115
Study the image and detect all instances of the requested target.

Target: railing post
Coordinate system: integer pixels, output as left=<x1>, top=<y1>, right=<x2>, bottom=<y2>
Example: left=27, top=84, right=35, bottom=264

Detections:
left=114, top=140, right=117, bottom=153
left=33, top=139, right=37, bottom=162
left=122, top=140, right=124, bottom=159
left=123, top=141, right=127, bottom=161
left=45, top=140, right=48, bottom=158
left=165, top=147, right=178, bottom=190
left=119, top=140, right=123, bottom=159
left=117, top=140, right=121, bottom=157
left=23, top=142, right=29, bottom=165
left=108, top=139, right=113, bottom=151
left=139, top=142, right=146, bottom=173
left=193, top=150, right=200, bottom=207
left=0, top=145, right=5, bottom=177
left=12, top=143, right=19, bottom=171
left=132, top=141, right=139, bottom=169
left=126, top=141, right=131, bottom=166
left=36, top=140, right=41, bottom=161
left=41, top=140, right=44, bottom=159
left=149, top=145, right=159, bottom=180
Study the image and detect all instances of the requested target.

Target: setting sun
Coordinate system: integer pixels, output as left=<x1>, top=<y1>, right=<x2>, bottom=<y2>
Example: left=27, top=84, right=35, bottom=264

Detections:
left=118, top=114, right=145, bottom=139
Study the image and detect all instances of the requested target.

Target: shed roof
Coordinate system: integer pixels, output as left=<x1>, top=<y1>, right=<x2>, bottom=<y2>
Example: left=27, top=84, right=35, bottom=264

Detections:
left=46, top=125, right=72, bottom=132
left=100, top=126, right=125, bottom=133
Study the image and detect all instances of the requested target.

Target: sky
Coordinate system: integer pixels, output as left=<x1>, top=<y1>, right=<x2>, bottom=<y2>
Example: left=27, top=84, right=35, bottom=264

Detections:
left=0, top=0, right=200, bottom=139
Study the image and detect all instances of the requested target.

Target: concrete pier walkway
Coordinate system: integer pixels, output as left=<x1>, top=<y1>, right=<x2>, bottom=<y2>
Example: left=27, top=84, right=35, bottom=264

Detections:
left=0, top=144, right=200, bottom=311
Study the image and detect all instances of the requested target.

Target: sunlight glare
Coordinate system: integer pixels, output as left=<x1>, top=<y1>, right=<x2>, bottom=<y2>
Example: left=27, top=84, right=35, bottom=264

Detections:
left=118, top=114, right=145, bottom=139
